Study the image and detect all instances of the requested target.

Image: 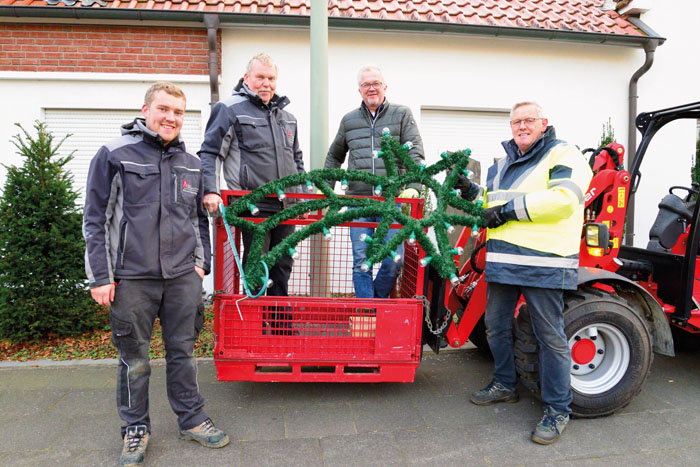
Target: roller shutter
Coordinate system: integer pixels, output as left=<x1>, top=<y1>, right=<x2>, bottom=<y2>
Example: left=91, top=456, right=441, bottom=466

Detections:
left=420, top=108, right=511, bottom=184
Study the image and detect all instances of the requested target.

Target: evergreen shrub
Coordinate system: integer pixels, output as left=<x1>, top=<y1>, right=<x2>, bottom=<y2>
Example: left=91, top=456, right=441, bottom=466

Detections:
left=0, top=122, right=104, bottom=343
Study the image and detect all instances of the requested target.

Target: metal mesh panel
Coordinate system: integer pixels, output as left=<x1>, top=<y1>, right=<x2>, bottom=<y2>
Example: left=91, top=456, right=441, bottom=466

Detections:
left=213, top=193, right=426, bottom=382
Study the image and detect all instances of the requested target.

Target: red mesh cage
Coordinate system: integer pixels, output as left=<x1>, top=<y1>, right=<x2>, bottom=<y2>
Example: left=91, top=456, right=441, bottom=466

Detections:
left=213, top=191, right=426, bottom=383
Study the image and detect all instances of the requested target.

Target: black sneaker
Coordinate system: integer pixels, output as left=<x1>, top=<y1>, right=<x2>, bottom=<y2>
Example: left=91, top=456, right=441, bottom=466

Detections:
left=470, top=381, right=519, bottom=406
left=179, top=418, right=230, bottom=448
left=120, top=425, right=149, bottom=467
left=531, top=408, right=569, bottom=445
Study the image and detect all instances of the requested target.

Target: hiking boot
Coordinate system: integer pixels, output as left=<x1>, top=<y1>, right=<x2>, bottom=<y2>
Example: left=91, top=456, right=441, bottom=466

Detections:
left=120, top=425, right=149, bottom=467
left=470, top=381, right=519, bottom=406
left=531, top=408, right=569, bottom=445
left=179, top=418, right=230, bottom=448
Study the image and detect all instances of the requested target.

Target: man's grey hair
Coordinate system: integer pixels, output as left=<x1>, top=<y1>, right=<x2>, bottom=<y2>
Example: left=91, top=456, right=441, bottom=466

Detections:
left=246, top=53, right=277, bottom=74
left=357, top=65, right=385, bottom=87
left=510, top=101, right=545, bottom=119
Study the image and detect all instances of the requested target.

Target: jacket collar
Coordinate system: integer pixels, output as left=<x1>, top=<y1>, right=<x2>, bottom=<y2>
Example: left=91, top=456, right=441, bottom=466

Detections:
left=361, top=99, right=388, bottom=120
left=237, top=82, right=290, bottom=110
left=502, top=126, right=557, bottom=162
left=121, top=118, right=186, bottom=151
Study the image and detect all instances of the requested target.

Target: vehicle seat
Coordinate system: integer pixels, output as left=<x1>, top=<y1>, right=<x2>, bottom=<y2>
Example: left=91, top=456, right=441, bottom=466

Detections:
left=647, top=194, right=693, bottom=252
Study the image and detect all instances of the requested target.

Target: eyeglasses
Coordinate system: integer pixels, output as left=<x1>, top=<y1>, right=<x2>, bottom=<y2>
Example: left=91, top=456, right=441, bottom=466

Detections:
left=360, top=81, right=384, bottom=90
left=510, top=118, right=543, bottom=127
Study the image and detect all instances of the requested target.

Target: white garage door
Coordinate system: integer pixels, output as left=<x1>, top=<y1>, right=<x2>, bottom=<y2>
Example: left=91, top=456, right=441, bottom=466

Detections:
left=420, top=108, right=511, bottom=184
left=45, top=109, right=203, bottom=206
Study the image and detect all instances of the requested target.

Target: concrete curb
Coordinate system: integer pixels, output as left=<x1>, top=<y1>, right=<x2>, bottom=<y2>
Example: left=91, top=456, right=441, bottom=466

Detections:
left=0, top=357, right=215, bottom=369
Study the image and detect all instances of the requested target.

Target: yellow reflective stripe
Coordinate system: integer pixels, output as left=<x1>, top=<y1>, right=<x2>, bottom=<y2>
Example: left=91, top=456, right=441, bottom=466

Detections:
left=486, top=252, right=578, bottom=268
left=548, top=179, right=585, bottom=203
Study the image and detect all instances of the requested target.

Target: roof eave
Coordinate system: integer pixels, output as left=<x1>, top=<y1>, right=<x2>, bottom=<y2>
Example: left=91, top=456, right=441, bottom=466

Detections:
left=1, top=6, right=665, bottom=48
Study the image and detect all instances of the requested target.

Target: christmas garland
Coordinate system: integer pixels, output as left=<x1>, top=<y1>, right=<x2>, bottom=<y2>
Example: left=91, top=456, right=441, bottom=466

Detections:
left=223, top=129, right=485, bottom=291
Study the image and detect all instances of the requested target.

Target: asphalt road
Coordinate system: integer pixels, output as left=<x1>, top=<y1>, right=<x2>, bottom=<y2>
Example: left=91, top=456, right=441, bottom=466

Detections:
left=1, top=346, right=699, bottom=466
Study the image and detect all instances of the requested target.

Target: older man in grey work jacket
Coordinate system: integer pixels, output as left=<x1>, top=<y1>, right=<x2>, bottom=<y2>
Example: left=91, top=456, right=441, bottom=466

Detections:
left=199, top=53, right=305, bottom=308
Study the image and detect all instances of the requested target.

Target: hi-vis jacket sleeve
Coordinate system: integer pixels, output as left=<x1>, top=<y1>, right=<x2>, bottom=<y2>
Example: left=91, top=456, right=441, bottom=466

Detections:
left=499, top=144, right=592, bottom=224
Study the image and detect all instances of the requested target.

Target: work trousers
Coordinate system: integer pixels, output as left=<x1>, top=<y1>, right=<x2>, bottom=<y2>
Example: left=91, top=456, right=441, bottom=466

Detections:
left=485, top=282, right=572, bottom=415
left=110, top=270, right=208, bottom=436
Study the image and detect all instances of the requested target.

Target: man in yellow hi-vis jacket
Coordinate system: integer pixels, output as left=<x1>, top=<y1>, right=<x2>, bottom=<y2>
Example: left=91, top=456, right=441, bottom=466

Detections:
left=468, top=102, right=593, bottom=445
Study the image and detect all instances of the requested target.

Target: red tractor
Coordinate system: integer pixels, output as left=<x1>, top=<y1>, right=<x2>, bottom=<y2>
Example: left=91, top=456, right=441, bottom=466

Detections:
left=427, top=101, right=700, bottom=417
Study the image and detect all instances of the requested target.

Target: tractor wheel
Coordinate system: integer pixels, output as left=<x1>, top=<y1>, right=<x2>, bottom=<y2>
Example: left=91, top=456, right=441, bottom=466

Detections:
left=514, top=287, right=653, bottom=418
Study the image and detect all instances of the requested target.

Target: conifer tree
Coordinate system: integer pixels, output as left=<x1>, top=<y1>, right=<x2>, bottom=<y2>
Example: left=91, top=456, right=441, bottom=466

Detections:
left=0, top=122, right=103, bottom=343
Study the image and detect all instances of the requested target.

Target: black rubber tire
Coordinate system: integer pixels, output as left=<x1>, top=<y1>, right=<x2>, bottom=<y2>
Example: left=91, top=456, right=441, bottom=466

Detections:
left=514, top=287, right=653, bottom=418
left=468, top=315, right=492, bottom=358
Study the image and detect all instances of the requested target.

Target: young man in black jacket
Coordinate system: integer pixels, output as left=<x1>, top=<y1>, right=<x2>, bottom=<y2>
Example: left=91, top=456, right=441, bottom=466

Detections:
left=83, top=82, right=228, bottom=466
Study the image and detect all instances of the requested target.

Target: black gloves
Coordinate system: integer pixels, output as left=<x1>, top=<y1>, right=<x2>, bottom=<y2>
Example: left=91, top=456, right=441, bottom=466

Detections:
left=483, top=206, right=507, bottom=229
left=459, top=179, right=480, bottom=201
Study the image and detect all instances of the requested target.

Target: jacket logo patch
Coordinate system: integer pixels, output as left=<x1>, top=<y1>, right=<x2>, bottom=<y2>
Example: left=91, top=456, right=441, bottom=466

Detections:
left=182, top=180, right=189, bottom=188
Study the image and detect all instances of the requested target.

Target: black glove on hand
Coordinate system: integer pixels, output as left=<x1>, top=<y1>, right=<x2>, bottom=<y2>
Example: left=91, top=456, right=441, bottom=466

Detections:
left=483, top=206, right=507, bottom=229
left=459, top=178, right=480, bottom=201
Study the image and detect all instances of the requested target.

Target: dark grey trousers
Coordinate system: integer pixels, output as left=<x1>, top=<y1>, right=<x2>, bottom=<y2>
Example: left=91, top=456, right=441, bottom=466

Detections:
left=110, top=270, right=208, bottom=436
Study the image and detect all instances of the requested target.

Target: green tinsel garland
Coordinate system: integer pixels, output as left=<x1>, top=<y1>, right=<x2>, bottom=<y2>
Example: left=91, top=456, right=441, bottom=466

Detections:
left=223, top=130, right=485, bottom=290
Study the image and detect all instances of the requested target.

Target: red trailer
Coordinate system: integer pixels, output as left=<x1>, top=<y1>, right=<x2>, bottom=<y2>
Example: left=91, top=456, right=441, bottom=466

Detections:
left=212, top=193, right=428, bottom=382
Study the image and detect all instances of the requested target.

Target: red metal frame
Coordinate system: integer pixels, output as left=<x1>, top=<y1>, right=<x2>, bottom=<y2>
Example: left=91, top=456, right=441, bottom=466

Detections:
left=213, top=191, right=427, bottom=382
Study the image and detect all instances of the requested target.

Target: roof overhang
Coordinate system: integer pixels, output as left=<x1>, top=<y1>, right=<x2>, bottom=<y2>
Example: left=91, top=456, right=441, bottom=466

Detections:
left=0, top=6, right=665, bottom=49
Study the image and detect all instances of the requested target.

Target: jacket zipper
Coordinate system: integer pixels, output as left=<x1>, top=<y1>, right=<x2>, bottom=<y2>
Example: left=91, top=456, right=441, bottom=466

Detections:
left=370, top=111, right=379, bottom=176
left=173, top=172, right=179, bottom=203
left=119, top=222, right=128, bottom=267
left=268, top=107, right=280, bottom=180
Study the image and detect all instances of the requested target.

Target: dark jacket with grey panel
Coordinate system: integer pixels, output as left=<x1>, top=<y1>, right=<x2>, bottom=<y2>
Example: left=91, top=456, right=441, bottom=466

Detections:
left=324, top=100, right=424, bottom=195
left=198, top=83, right=305, bottom=212
left=83, top=119, right=211, bottom=288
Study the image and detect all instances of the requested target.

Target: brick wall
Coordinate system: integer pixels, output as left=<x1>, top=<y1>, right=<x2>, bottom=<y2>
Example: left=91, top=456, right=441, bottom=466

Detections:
left=0, top=23, right=221, bottom=74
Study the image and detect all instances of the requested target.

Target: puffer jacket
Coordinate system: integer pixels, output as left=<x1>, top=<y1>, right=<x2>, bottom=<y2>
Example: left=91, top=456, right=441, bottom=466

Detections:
left=198, top=83, right=305, bottom=212
left=483, top=126, right=593, bottom=290
left=83, top=118, right=211, bottom=288
left=324, top=100, right=424, bottom=196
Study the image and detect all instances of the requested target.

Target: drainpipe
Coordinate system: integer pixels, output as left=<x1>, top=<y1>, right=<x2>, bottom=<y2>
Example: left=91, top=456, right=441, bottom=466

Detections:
left=624, top=38, right=659, bottom=246
left=204, top=14, right=220, bottom=105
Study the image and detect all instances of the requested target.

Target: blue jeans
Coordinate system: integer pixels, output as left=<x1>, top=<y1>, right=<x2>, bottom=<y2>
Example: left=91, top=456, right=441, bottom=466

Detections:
left=485, top=282, right=572, bottom=415
left=350, top=215, right=404, bottom=298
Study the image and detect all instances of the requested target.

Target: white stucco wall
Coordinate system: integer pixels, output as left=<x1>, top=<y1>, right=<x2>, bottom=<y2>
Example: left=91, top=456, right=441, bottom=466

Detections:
left=215, top=5, right=699, bottom=247
left=0, top=2, right=698, bottom=253
left=631, top=0, right=700, bottom=246
left=218, top=26, right=639, bottom=220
